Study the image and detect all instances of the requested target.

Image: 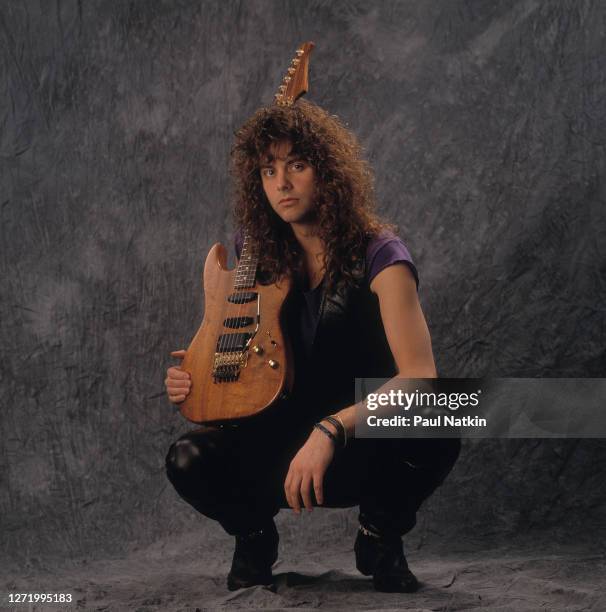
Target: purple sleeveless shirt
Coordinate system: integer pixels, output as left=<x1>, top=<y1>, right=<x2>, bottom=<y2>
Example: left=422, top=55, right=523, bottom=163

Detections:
left=234, top=231, right=418, bottom=357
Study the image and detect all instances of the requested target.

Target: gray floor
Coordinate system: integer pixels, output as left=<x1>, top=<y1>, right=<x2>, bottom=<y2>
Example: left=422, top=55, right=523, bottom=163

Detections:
left=3, top=510, right=605, bottom=612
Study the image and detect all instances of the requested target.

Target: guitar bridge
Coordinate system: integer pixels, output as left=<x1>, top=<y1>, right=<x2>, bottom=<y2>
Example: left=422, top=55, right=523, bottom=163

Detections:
left=212, top=351, right=249, bottom=382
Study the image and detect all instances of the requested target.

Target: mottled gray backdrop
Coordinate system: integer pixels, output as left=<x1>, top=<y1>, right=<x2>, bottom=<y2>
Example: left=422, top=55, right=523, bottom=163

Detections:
left=1, top=0, right=605, bottom=571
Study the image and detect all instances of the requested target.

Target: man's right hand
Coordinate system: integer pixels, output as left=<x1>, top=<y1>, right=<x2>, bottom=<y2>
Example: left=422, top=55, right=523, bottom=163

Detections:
left=165, top=350, right=191, bottom=404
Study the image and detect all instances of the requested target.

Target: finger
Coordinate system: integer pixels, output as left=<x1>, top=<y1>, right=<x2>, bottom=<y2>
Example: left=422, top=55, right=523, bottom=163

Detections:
left=166, top=378, right=191, bottom=390
left=313, top=472, right=324, bottom=506
left=167, top=388, right=190, bottom=401
left=169, top=394, right=186, bottom=404
left=289, top=474, right=303, bottom=514
left=291, top=487, right=301, bottom=514
left=167, top=367, right=190, bottom=380
left=170, top=350, right=187, bottom=358
left=301, top=475, right=314, bottom=512
left=284, top=470, right=293, bottom=508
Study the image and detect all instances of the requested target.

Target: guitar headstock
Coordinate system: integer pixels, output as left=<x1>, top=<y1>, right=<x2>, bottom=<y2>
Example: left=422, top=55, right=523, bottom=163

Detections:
left=274, top=41, right=315, bottom=107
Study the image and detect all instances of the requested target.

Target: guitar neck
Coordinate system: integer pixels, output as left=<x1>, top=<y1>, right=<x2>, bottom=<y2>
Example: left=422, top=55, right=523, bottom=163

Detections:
left=234, top=234, right=258, bottom=290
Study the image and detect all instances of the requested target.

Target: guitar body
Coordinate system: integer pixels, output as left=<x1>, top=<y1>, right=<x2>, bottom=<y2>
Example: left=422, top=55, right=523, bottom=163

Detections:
left=179, top=242, right=294, bottom=424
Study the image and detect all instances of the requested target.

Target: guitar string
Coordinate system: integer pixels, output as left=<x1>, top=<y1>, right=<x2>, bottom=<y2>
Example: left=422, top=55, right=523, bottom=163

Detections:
left=227, top=232, right=256, bottom=380
left=226, top=233, right=247, bottom=378
left=241, top=234, right=259, bottom=377
left=220, top=234, right=241, bottom=379
left=234, top=234, right=251, bottom=375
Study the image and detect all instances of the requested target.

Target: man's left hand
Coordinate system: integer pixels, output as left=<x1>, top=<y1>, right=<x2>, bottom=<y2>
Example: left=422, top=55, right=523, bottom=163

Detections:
left=284, top=427, right=335, bottom=513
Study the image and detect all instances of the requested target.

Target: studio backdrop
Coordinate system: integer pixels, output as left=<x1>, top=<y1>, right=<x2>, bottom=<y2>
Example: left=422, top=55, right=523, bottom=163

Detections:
left=1, top=0, right=605, bottom=569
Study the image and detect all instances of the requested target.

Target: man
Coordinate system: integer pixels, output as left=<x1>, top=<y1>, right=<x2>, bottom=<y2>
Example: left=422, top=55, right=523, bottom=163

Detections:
left=164, top=99, right=460, bottom=592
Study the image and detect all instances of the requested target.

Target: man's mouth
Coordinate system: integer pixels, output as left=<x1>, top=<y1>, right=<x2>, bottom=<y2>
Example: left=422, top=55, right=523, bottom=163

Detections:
left=279, top=197, right=299, bottom=204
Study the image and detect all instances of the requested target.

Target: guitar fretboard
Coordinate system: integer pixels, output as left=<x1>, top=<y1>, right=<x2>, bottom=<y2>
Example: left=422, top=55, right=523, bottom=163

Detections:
left=234, top=233, right=258, bottom=289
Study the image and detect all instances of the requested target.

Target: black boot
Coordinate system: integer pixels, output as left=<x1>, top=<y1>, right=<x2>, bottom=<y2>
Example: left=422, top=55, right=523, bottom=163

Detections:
left=226, top=521, right=279, bottom=591
left=354, top=526, right=419, bottom=593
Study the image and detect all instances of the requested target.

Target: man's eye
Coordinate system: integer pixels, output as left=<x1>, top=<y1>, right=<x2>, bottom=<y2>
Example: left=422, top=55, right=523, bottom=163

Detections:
left=262, top=168, right=274, bottom=177
left=291, top=162, right=305, bottom=170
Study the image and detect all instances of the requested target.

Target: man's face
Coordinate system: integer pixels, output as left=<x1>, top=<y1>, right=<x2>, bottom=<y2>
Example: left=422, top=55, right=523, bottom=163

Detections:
left=259, top=141, right=316, bottom=226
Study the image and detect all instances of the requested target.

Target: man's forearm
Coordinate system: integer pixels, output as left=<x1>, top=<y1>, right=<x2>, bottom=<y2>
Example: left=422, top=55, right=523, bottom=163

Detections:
left=333, top=375, right=437, bottom=439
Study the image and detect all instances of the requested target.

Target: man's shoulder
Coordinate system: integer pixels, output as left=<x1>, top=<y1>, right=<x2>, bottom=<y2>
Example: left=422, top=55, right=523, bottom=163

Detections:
left=366, top=229, right=401, bottom=258
left=365, top=230, right=418, bottom=289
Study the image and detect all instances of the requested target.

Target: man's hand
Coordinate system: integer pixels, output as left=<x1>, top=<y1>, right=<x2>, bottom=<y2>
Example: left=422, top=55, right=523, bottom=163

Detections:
left=165, top=349, right=191, bottom=404
left=284, top=426, right=335, bottom=513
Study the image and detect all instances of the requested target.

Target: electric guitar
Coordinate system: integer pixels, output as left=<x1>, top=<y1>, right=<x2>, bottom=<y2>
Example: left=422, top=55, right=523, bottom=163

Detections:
left=179, top=42, right=314, bottom=423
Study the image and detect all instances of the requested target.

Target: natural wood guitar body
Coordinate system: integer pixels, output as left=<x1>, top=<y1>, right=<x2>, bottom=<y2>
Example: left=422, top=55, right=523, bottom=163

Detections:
left=179, top=242, right=294, bottom=424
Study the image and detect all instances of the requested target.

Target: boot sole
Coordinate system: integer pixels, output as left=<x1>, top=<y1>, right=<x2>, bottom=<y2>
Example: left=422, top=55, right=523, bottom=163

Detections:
left=227, top=571, right=273, bottom=591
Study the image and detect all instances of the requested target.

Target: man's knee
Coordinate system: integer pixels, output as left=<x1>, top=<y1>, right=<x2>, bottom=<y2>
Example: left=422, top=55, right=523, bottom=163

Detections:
left=165, top=427, right=223, bottom=481
left=165, top=437, right=202, bottom=476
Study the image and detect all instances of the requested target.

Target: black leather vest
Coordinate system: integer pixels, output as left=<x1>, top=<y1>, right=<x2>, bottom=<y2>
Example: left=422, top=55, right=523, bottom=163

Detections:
left=287, top=261, right=397, bottom=424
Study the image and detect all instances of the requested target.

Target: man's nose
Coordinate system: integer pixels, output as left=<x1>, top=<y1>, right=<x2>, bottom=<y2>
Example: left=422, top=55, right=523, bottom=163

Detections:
left=277, top=168, right=292, bottom=191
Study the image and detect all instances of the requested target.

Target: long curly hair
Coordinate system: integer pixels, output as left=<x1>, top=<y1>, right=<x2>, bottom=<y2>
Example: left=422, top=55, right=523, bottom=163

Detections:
left=230, top=99, right=392, bottom=291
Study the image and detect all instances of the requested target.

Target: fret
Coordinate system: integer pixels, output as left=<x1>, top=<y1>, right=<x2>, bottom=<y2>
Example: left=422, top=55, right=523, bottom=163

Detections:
left=233, top=231, right=258, bottom=290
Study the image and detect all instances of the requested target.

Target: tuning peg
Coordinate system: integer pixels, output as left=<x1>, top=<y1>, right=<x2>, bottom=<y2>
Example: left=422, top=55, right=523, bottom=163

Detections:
left=279, top=84, right=287, bottom=92
left=287, top=67, right=295, bottom=75
left=284, top=76, right=291, bottom=83
left=296, top=49, right=304, bottom=57
left=291, top=58, right=300, bottom=66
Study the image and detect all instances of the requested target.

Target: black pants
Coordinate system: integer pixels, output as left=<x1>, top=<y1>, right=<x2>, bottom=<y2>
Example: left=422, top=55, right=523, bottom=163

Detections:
left=165, top=414, right=460, bottom=537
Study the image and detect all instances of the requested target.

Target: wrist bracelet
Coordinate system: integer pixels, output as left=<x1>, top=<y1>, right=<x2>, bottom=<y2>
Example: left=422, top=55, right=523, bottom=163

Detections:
left=332, top=414, right=348, bottom=447
left=322, top=415, right=346, bottom=449
left=314, top=422, right=338, bottom=446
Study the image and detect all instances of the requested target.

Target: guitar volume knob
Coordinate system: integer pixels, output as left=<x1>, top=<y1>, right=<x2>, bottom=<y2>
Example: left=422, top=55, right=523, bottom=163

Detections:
left=268, top=359, right=278, bottom=369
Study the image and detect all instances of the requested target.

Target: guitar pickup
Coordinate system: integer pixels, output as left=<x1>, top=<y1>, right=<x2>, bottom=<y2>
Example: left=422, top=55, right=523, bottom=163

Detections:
left=216, top=333, right=253, bottom=352
left=228, top=292, right=258, bottom=304
left=223, top=316, right=254, bottom=329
